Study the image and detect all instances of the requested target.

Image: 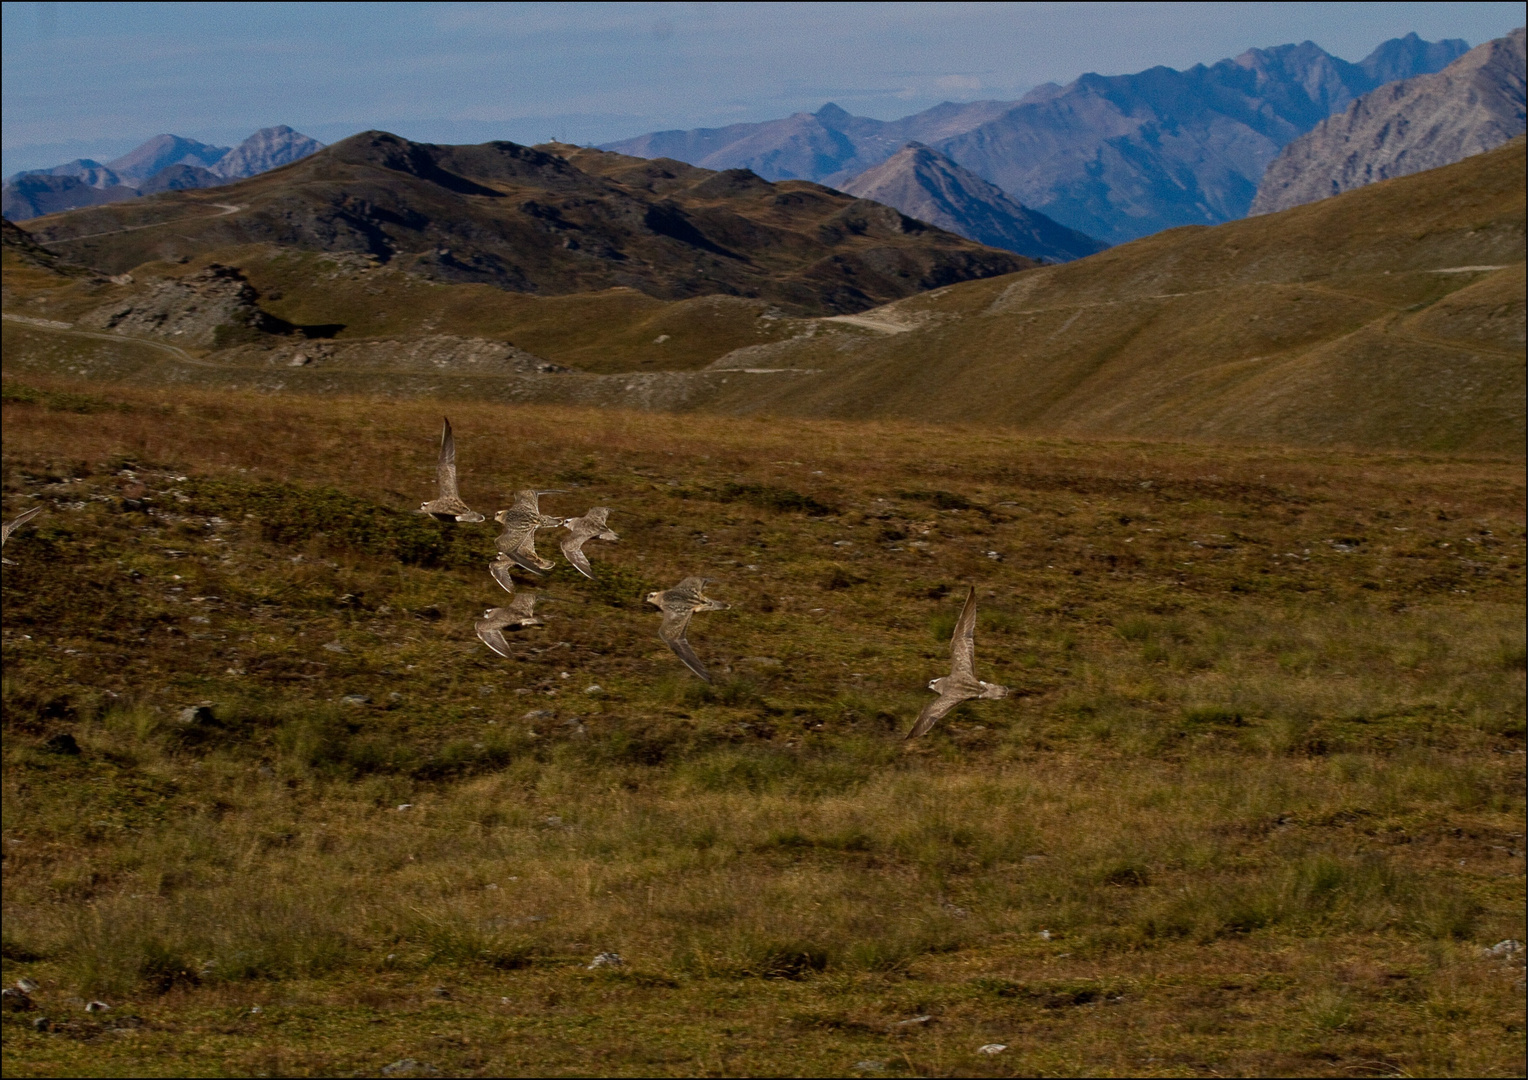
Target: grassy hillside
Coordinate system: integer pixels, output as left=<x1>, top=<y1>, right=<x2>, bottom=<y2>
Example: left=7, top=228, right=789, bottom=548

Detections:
left=702, top=138, right=1526, bottom=453
left=3, top=141, right=1523, bottom=456
left=1, top=379, right=1523, bottom=1076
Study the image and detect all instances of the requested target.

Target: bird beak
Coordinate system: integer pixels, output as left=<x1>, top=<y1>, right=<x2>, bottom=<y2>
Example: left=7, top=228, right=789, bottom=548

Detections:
left=536, top=489, right=567, bottom=496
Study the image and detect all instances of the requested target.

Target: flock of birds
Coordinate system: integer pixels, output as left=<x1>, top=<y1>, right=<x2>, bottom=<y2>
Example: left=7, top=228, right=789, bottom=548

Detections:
left=416, top=417, right=1007, bottom=737
left=1, top=416, right=1009, bottom=738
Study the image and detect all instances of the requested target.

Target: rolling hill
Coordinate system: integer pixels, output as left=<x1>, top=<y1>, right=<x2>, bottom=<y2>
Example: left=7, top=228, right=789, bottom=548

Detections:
left=688, top=138, right=1525, bottom=452
left=3, top=139, right=1521, bottom=455
left=12, top=132, right=1029, bottom=316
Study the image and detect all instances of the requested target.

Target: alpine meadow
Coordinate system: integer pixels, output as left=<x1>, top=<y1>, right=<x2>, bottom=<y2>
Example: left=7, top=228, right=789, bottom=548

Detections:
left=1, top=12, right=1525, bottom=1079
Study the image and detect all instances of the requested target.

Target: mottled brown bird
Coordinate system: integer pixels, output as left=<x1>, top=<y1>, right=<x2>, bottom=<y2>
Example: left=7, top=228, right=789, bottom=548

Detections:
left=474, top=593, right=545, bottom=658
left=1, top=505, right=44, bottom=564
left=560, top=507, right=618, bottom=579
left=905, top=587, right=1009, bottom=739
left=646, top=576, right=730, bottom=682
left=418, top=418, right=485, bottom=522
left=493, top=490, right=566, bottom=575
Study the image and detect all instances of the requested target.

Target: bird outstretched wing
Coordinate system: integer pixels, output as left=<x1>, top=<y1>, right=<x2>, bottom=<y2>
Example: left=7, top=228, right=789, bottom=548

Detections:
left=436, top=419, right=460, bottom=501
left=905, top=688, right=972, bottom=739
left=949, top=586, right=979, bottom=681
left=476, top=625, right=514, bottom=659
left=658, top=607, right=710, bottom=682
left=2, top=505, right=44, bottom=544
left=506, top=592, right=540, bottom=621
left=561, top=532, right=594, bottom=578
left=489, top=557, right=517, bottom=594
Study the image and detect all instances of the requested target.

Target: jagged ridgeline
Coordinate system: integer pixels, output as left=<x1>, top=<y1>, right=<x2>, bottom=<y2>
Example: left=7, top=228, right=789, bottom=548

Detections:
left=15, top=132, right=1030, bottom=315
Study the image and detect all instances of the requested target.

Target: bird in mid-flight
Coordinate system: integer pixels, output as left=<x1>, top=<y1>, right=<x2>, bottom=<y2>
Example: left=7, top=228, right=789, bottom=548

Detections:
left=906, top=586, right=1008, bottom=738
left=492, top=490, right=566, bottom=575
left=418, top=418, right=484, bottom=522
left=474, top=593, right=545, bottom=658
left=647, top=576, right=730, bottom=682
left=560, top=507, right=618, bottom=579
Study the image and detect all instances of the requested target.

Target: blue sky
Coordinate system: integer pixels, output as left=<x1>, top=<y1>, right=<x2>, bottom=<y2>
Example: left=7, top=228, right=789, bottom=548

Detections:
left=3, top=1, right=1522, bottom=174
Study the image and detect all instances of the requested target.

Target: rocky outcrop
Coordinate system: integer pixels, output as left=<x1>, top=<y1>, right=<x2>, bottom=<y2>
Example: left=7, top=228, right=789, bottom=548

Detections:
left=219, top=334, right=571, bottom=373
left=78, top=264, right=291, bottom=347
left=838, top=143, right=1106, bottom=262
left=1251, top=29, right=1526, bottom=214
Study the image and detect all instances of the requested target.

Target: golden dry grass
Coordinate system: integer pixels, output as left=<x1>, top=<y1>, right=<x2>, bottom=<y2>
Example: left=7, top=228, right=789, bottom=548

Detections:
left=1, top=378, right=1524, bottom=1077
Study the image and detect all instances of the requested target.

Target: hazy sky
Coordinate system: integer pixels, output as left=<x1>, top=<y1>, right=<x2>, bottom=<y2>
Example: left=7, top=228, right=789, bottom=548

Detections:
left=3, top=1, right=1523, bottom=174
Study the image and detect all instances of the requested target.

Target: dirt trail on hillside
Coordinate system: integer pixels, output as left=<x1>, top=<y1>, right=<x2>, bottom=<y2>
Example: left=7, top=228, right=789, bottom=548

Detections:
left=33, top=203, right=245, bottom=246
left=1, top=312, right=212, bottom=366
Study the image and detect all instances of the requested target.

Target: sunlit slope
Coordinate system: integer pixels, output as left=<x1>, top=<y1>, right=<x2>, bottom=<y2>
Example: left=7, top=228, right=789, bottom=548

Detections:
left=726, top=138, right=1525, bottom=452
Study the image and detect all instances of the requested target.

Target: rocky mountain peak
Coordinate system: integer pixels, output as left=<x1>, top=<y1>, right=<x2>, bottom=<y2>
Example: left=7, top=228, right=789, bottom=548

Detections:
left=106, top=135, right=229, bottom=184
left=839, top=141, right=1106, bottom=262
left=212, top=126, right=325, bottom=179
left=1251, top=28, right=1526, bottom=215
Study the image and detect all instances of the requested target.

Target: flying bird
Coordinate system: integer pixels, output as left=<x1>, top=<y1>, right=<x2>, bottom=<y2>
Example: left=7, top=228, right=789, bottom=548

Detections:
left=1, top=506, right=44, bottom=564
left=475, top=593, right=545, bottom=658
left=418, top=417, right=485, bottom=522
left=560, top=507, right=618, bottom=578
left=905, top=586, right=1008, bottom=739
left=493, top=490, right=565, bottom=575
left=647, top=576, right=730, bottom=682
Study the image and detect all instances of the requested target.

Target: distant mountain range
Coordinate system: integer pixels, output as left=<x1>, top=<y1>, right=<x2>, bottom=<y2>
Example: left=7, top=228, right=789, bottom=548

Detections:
left=2, top=127, right=323, bottom=221
left=17, top=133, right=1031, bottom=315
left=1252, top=28, right=1526, bottom=214
left=603, top=32, right=1470, bottom=244
left=838, top=143, right=1106, bottom=262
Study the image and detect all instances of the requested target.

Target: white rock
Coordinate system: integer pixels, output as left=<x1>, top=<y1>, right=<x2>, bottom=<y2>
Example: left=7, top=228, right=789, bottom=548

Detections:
left=85, top=1000, right=110, bottom=1013
left=977, top=1043, right=1008, bottom=1054
left=586, top=951, right=624, bottom=969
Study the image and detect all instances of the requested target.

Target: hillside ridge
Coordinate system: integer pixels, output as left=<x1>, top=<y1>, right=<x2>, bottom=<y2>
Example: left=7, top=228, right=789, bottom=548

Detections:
left=11, top=132, right=1030, bottom=316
